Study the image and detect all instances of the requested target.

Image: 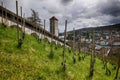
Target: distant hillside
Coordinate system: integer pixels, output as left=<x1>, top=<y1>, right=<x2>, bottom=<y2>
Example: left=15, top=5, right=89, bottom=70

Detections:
left=81, top=23, right=120, bottom=31
left=59, top=23, right=120, bottom=36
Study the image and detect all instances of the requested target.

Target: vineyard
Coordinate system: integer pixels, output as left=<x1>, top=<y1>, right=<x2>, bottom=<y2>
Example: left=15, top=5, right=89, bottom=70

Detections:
left=0, top=24, right=120, bottom=80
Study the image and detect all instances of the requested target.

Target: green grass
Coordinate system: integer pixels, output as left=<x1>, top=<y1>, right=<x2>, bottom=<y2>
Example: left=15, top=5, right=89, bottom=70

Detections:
left=0, top=24, right=120, bottom=80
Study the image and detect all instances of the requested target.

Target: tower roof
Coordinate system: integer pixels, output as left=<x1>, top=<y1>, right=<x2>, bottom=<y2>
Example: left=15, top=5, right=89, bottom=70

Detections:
left=50, top=16, right=58, bottom=21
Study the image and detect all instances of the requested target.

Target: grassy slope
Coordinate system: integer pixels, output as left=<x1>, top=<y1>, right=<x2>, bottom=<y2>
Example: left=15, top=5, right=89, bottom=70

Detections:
left=0, top=24, right=119, bottom=80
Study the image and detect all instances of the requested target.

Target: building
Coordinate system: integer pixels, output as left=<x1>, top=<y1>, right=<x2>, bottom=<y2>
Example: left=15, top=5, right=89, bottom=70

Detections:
left=50, top=16, right=58, bottom=36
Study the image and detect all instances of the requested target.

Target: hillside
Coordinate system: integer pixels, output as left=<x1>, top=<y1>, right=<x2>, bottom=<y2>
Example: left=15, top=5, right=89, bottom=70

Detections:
left=0, top=24, right=119, bottom=80
left=79, top=23, right=120, bottom=31
left=59, top=23, right=120, bottom=36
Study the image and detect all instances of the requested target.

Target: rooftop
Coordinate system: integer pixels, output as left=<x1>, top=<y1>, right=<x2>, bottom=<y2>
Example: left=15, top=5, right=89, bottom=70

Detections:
left=50, top=16, right=58, bottom=21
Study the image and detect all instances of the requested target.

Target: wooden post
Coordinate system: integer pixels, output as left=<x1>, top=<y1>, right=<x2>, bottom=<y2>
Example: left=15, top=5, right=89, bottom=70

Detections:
left=20, top=7, right=25, bottom=40
left=73, top=28, right=76, bottom=64
left=73, top=28, right=75, bottom=49
left=16, top=0, right=19, bottom=43
left=39, top=24, right=41, bottom=41
left=35, top=22, right=37, bottom=39
left=114, top=50, right=120, bottom=79
left=44, top=20, right=46, bottom=39
left=5, top=5, right=7, bottom=24
left=72, top=28, right=75, bottom=51
left=20, top=6, right=22, bottom=28
left=62, top=20, right=67, bottom=71
left=63, top=20, right=67, bottom=60
left=22, top=11, right=26, bottom=41
left=23, top=13, right=25, bottom=33
left=84, top=38, right=86, bottom=59
left=42, top=25, right=44, bottom=40
left=115, top=66, right=119, bottom=79
left=34, top=13, right=38, bottom=40
left=1, top=1, right=3, bottom=24
left=43, top=19, right=46, bottom=48
left=78, top=31, right=81, bottom=61
left=68, top=30, right=71, bottom=53
left=50, top=19, right=54, bottom=58
left=20, top=6, right=22, bottom=39
left=22, top=13, right=25, bottom=40
left=20, top=7, right=22, bottom=18
left=89, top=31, right=95, bottom=77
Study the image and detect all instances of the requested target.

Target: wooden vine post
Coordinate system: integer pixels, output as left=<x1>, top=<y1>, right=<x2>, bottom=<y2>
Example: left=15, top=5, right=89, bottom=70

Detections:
left=22, top=13, right=25, bottom=40
left=89, top=31, right=95, bottom=77
left=20, top=6, right=23, bottom=39
left=20, top=6, right=25, bottom=40
left=5, top=4, right=7, bottom=26
left=78, top=31, right=81, bottom=61
left=43, top=19, right=46, bottom=49
left=50, top=19, right=54, bottom=58
left=73, top=28, right=76, bottom=64
left=62, top=20, right=67, bottom=71
left=1, top=1, right=3, bottom=24
left=16, top=0, right=20, bottom=45
left=115, top=53, right=120, bottom=80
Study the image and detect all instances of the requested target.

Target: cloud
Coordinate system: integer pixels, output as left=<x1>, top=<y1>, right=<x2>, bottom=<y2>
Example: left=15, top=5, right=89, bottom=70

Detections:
left=61, top=0, right=73, bottom=5
left=69, top=0, right=120, bottom=31
left=98, top=0, right=120, bottom=17
left=0, top=0, right=120, bottom=32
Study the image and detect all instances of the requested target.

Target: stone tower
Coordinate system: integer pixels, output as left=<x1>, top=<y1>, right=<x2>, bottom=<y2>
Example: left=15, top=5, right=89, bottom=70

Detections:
left=50, top=16, right=58, bottom=36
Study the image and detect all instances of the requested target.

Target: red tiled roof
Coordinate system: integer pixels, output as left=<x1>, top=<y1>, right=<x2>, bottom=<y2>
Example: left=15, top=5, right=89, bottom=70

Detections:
left=110, top=48, right=120, bottom=54
left=108, top=39, right=113, bottom=45
left=113, top=37, right=120, bottom=42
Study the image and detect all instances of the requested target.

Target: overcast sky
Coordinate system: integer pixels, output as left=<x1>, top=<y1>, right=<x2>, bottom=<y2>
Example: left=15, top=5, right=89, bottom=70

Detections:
left=0, top=0, right=120, bottom=32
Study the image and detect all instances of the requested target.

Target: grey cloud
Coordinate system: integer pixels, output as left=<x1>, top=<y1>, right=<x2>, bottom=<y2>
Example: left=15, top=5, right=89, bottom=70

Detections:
left=47, top=9, right=60, bottom=14
left=42, top=6, right=46, bottom=10
left=71, top=0, right=120, bottom=30
left=98, top=0, right=120, bottom=17
left=109, top=16, right=120, bottom=24
left=1, top=0, right=120, bottom=32
left=61, top=0, right=73, bottom=5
